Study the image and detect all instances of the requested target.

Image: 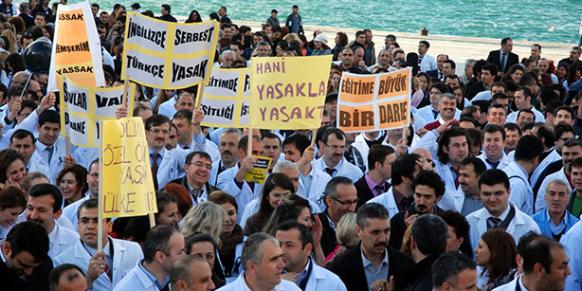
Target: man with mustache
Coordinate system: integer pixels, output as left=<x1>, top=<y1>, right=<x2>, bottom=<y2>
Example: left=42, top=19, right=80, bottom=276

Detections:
left=313, top=128, right=363, bottom=182
left=532, top=180, right=578, bottom=241
left=389, top=170, right=446, bottom=250
left=170, top=151, right=217, bottom=205
left=53, top=199, right=144, bottom=290
left=441, top=156, right=486, bottom=215
left=209, top=128, right=242, bottom=187
left=327, top=203, right=413, bottom=291
left=171, top=109, right=220, bottom=163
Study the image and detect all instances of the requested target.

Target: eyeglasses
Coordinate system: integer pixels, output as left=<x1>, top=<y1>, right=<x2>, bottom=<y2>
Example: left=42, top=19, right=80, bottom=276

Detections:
left=187, top=161, right=212, bottom=170
left=330, top=196, right=358, bottom=205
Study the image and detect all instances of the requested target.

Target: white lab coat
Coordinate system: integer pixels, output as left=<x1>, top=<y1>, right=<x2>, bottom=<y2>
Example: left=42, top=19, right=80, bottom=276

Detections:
left=153, top=147, right=194, bottom=189
left=53, top=237, right=144, bottom=291
left=48, top=222, right=80, bottom=259
left=491, top=275, right=522, bottom=291
left=304, top=261, right=348, bottom=291
left=434, top=160, right=461, bottom=210
left=418, top=54, right=437, bottom=73
left=72, top=147, right=99, bottom=170
left=113, top=262, right=161, bottom=291
left=529, top=149, right=561, bottom=191
left=312, top=157, right=364, bottom=182
left=561, top=221, right=582, bottom=291
left=217, top=164, right=264, bottom=215
left=216, top=273, right=301, bottom=291
left=0, top=108, right=41, bottom=148
left=535, top=167, right=571, bottom=212
left=35, top=136, right=69, bottom=182
left=157, top=97, right=177, bottom=119
left=298, top=167, right=331, bottom=211
left=478, top=152, right=512, bottom=170
left=502, top=161, right=534, bottom=215
left=506, top=107, right=545, bottom=123
left=26, top=151, right=51, bottom=177
left=62, top=195, right=91, bottom=227
left=367, top=187, right=400, bottom=218
left=466, top=205, right=540, bottom=250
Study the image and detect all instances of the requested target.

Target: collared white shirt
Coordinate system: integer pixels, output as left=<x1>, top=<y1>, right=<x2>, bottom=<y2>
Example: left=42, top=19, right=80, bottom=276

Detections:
left=361, top=247, right=389, bottom=291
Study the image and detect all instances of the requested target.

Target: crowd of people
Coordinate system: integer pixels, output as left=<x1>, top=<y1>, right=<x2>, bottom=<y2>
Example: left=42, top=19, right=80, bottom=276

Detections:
left=0, top=1, right=581, bottom=291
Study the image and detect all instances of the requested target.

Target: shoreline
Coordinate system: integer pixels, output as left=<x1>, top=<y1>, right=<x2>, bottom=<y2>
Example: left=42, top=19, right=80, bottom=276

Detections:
left=231, top=19, right=574, bottom=69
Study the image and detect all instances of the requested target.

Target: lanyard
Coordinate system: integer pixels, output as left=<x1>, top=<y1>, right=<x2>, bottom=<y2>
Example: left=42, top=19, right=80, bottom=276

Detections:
left=81, top=237, right=114, bottom=263
left=298, top=259, right=314, bottom=290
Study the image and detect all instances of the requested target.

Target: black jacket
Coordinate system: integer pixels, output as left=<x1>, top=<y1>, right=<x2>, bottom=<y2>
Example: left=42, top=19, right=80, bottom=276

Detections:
left=400, top=254, right=441, bottom=291
left=0, top=257, right=52, bottom=291
left=486, top=50, right=519, bottom=73
left=327, top=242, right=414, bottom=291
left=390, top=207, right=445, bottom=250
left=317, top=211, right=338, bottom=257
left=168, top=176, right=218, bottom=199
left=355, top=175, right=390, bottom=209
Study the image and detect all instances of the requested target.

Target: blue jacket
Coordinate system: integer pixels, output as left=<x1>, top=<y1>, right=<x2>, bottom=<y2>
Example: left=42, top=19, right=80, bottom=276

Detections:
left=533, top=209, right=579, bottom=240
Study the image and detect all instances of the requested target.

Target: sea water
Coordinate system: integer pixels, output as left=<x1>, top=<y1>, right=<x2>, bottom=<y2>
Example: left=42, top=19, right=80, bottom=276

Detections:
left=97, top=0, right=581, bottom=44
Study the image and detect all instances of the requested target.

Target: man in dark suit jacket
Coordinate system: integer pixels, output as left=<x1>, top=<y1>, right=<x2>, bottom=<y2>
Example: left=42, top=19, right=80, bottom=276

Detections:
left=168, top=151, right=218, bottom=205
left=0, top=222, right=52, bottom=291
left=400, top=214, right=448, bottom=291
left=486, top=37, right=519, bottom=73
left=327, top=203, right=414, bottom=291
left=355, top=145, right=395, bottom=208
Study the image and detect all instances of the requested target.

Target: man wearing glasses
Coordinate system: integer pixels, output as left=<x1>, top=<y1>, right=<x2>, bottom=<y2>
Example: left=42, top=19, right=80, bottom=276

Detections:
left=317, top=176, right=358, bottom=257
left=169, top=151, right=216, bottom=206
left=145, top=114, right=203, bottom=190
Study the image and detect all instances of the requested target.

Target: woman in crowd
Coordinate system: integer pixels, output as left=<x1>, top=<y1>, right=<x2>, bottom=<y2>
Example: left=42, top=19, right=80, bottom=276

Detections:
left=441, top=211, right=473, bottom=258
left=243, top=173, right=294, bottom=235
left=0, top=185, right=25, bottom=239
left=209, top=191, right=244, bottom=281
left=504, top=64, right=525, bottom=84
left=0, top=149, right=26, bottom=187
left=185, top=233, right=226, bottom=288
left=474, top=229, right=517, bottom=291
left=324, top=212, right=359, bottom=264
left=181, top=201, right=224, bottom=245
left=185, top=10, right=202, bottom=23
left=56, top=165, right=88, bottom=206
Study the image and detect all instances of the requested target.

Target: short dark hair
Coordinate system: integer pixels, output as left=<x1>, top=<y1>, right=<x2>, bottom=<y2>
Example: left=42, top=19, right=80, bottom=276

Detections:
left=172, top=109, right=192, bottom=121
left=443, top=59, right=456, bottom=70
left=554, top=123, right=575, bottom=140
left=282, top=134, right=310, bottom=156
left=479, top=169, right=510, bottom=190
left=277, top=220, right=313, bottom=248
left=367, top=144, right=395, bottom=170
left=356, top=202, right=389, bottom=228
left=322, top=127, right=345, bottom=144
left=521, top=235, right=563, bottom=274
left=432, top=252, right=476, bottom=288
left=324, top=176, right=353, bottom=199
left=143, top=225, right=180, bottom=263
left=411, top=214, right=448, bottom=255
left=553, top=105, right=574, bottom=121
left=145, top=114, right=170, bottom=131
left=391, top=154, right=419, bottom=186
left=501, top=37, right=512, bottom=45
left=517, top=109, right=534, bottom=121
left=503, top=122, right=521, bottom=135
left=38, top=110, right=60, bottom=127
left=419, top=40, right=430, bottom=48
left=185, top=151, right=212, bottom=164
left=482, top=124, right=506, bottom=141
left=28, top=183, right=63, bottom=212
left=6, top=221, right=49, bottom=262
left=161, top=4, right=171, bottom=13
left=461, top=156, right=486, bottom=177
left=535, top=125, right=555, bottom=148
left=10, top=129, right=36, bottom=144
left=0, top=186, right=26, bottom=210
left=515, top=135, right=544, bottom=162
left=440, top=211, right=473, bottom=257
left=185, top=233, right=217, bottom=255
left=0, top=149, right=25, bottom=183
left=76, top=198, right=101, bottom=220
left=411, top=170, right=445, bottom=198
left=49, top=264, right=85, bottom=291
left=57, top=165, right=88, bottom=197
left=261, top=132, right=281, bottom=144
left=516, top=86, right=532, bottom=99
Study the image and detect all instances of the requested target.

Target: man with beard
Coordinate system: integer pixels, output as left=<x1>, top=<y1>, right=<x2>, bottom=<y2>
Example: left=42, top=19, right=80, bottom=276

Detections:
left=327, top=203, right=413, bottom=291
left=275, top=221, right=346, bottom=290
left=389, top=170, right=446, bottom=250
left=170, top=151, right=217, bottom=206
left=493, top=237, right=570, bottom=291
left=209, top=128, right=241, bottom=187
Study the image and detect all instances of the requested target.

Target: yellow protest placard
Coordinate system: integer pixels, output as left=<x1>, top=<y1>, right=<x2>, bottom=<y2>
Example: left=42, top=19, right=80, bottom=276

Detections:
left=59, top=77, right=135, bottom=148
left=244, top=156, right=273, bottom=184
left=249, top=55, right=332, bottom=130
left=200, top=67, right=250, bottom=128
left=47, top=2, right=105, bottom=91
left=100, top=117, right=157, bottom=218
left=121, top=12, right=219, bottom=89
left=337, top=68, right=411, bottom=133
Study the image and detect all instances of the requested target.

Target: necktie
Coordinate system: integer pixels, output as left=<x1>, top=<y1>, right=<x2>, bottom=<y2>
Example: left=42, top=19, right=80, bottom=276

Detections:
left=450, top=167, right=460, bottom=188
left=432, top=109, right=439, bottom=119
left=151, top=153, right=160, bottom=190
left=160, top=284, right=170, bottom=291
left=46, top=146, right=54, bottom=164
left=325, top=168, right=335, bottom=176
left=374, top=185, right=385, bottom=196
left=501, top=53, right=507, bottom=71
left=486, top=159, right=500, bottom=169
left=487, top=217, right=502, bottom=230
